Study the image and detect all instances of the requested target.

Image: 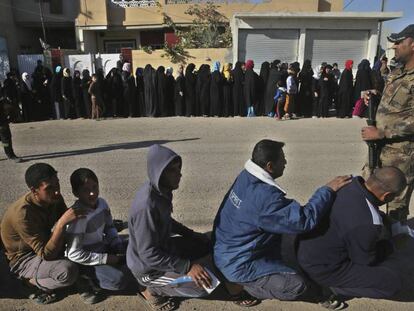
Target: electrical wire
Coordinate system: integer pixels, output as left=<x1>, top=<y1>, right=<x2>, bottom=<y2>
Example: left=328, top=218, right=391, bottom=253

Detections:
left=343, top=0, right=356, bottom=10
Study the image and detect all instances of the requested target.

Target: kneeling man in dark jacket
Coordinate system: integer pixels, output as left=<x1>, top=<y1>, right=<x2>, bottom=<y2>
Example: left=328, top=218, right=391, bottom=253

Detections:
left=213, top=139, right=351, bottom=301
left=127, top=144, right=213, bottom=310
left=298, top=167, right=406, bottom=300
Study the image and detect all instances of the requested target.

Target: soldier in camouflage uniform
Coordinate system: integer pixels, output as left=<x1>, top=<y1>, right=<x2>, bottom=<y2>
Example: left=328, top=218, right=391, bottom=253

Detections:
left=0, top=97, right=22, bottom=162
left=362, top=25, right=414, bottom=232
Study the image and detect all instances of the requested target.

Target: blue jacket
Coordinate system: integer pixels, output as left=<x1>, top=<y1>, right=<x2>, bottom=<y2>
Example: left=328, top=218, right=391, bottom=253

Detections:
left=213, top=160, right=335, bottom=283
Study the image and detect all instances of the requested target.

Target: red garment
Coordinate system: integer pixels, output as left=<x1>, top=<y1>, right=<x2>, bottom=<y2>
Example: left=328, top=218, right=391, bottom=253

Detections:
left=245, top=60, right=254, bottom=70
left=345, top=60, right=353, bottom=71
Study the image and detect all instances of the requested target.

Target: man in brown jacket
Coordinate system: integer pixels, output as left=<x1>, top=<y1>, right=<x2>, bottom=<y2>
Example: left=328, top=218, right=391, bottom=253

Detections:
left=1, top=163, right=86, bottom=303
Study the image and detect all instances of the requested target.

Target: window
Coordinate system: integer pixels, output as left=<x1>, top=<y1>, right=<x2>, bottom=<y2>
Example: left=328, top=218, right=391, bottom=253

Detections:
left=104, top=40, right=137, bottom=53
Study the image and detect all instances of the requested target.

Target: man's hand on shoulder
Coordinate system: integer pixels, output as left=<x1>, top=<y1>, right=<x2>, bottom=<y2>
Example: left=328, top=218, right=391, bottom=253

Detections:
left=57, top=207, right=88, bottom=228
left=326, top=175, right=352, bottom=192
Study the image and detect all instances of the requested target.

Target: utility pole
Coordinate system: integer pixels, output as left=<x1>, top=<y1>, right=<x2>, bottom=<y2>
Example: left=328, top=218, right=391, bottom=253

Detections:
left=377, top=0, right=386, bottom=58
left=39, top=0, right=47, bottom=44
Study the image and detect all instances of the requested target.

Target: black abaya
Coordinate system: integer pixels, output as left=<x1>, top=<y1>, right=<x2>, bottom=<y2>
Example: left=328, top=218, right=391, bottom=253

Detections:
left=185, top=64, right=196, bottom=117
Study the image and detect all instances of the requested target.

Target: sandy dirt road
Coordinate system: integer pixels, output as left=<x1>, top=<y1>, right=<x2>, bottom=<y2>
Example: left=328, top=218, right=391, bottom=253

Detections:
left=0, top=117, right=413, bottom=311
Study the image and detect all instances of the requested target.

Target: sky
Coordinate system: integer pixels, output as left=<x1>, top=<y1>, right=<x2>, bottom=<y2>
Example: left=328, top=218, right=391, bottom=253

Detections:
left=344, top=0, right=414, bottom=37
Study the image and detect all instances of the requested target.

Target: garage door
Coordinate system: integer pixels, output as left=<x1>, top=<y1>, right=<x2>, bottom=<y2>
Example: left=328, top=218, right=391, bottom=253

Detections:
left=238, top=29, right=299, bottom=69
left=305, top=29, right=369, bottom=69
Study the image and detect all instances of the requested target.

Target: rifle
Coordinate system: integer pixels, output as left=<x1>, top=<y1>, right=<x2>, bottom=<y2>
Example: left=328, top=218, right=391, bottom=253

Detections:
left=366, top=92, right=379, bottom=173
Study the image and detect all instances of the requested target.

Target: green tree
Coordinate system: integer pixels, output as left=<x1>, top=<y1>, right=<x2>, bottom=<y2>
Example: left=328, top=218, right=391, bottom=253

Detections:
left=160, top=1, right=232, bottom=63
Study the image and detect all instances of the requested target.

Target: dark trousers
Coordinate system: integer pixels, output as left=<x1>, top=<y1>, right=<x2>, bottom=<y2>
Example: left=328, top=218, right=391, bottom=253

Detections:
left=0, top=124, right=15, bottom=158
left=239, top=273, right=307, bottom=301
left=305, top=261, right=402, bottom=299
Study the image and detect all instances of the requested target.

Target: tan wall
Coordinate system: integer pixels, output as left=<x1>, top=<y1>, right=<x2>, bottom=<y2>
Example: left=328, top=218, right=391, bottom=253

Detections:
left=77, top=0, right=108, bottom=27
left=318, top=0, right=343, bottom=12
left=132, top=48, right=232, bottom=76
left=78, top=0, right=343, bottom=28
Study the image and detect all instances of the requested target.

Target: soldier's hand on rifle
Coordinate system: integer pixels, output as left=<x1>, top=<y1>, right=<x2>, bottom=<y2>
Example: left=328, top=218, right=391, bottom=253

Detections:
left=362, top=89, right=379, bottom=105
left=361, top=126, right=385, bottom=141
left=326, top=175, right=352, bottom=192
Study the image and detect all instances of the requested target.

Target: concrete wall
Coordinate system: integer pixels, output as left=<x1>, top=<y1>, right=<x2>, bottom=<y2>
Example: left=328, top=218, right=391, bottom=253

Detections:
left=132, top=48, right=232, bottom=75
left=78, top=0, right=343, bottom=28
left=77, top=0, right=108, bottom=27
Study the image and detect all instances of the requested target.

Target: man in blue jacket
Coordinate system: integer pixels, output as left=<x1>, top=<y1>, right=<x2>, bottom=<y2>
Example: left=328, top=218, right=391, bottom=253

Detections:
left=213, top=139, right=351, bottom=301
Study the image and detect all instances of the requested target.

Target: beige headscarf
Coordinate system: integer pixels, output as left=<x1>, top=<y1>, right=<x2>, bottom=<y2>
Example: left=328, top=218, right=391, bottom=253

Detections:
left=63, top=68, right=71, bottom=78
left=222, top=63, right=232, bottom=81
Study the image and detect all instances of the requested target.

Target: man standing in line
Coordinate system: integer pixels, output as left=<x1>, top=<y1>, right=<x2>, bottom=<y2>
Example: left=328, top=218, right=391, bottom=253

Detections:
left=361, top=24, right=414, bottom=242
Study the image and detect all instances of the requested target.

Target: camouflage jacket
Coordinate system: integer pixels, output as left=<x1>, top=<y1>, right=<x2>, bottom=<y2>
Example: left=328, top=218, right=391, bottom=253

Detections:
left=376, top=66, right=414, bottom=151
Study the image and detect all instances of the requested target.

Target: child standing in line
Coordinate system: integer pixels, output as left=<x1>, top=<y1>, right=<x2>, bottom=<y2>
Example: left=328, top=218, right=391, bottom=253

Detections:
left=284, top=67, right=298, bottom=119
left=272, top=81, right=287, bottom=120
left=88, top=74, right=103, bottom=119
left=66, top=168, right=128, bottom=304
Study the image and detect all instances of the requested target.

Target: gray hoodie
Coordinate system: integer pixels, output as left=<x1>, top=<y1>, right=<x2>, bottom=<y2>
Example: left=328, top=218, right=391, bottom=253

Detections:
left=127, top=144, right=193, bottom=280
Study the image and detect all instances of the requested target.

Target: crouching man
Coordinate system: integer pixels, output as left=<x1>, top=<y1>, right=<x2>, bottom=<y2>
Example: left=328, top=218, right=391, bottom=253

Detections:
left=127, top=145, right=213, bottom=311
left=213, top=139, right=351, bottom=302
left=0, top=163, right=87, bottom=304
left=297, top=167, right=406, bottom=304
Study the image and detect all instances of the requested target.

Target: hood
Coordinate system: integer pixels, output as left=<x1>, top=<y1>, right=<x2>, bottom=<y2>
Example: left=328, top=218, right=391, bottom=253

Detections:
left=147, top=144, right=181, bottom=193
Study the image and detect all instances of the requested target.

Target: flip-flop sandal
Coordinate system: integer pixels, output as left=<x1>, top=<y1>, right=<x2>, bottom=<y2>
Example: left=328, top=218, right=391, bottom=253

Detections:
left=29, top=291, right=58, bottom=305
left=137, top=292, right=177, bottom=311
left=231, top=292, right=261, bottom=308
left=319, top=295, right=347, bottom=310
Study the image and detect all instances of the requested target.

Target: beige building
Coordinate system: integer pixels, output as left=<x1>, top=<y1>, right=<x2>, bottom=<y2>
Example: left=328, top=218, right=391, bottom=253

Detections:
left=76, top=0, right=344, bottom=53
left=0, top=0, right=78, bottom=71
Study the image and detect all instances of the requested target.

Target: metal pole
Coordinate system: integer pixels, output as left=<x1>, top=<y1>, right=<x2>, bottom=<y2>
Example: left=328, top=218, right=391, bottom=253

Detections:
left=39, top=0, right=47, bottom=44
left=377, top=0, right=386, bottom=57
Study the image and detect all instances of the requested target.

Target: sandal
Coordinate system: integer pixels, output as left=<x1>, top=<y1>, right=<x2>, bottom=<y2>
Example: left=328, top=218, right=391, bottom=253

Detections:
left=29, top=290, right=58, bottom=305
left=231, top=291, right=261, bottom=308
left=137, top=292, right=177, bottom=311
left=76, top=275, right=106, bottom=305
left=319, top=294, right=347, bottom=310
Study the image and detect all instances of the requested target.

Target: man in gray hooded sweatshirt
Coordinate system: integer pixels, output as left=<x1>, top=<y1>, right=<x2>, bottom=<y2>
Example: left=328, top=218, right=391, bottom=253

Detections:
left=127, top=144, right=213, bottom=310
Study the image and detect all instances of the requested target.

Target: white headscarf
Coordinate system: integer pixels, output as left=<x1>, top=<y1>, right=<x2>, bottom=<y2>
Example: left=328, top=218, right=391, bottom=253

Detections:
left=313, top=65, right=322, bottom=80
left=22, top=72, right=32, bottom=91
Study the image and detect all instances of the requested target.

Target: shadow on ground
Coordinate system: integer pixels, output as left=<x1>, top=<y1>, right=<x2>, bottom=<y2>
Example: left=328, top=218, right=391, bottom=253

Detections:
left=21, top=138, right=200, bottom=161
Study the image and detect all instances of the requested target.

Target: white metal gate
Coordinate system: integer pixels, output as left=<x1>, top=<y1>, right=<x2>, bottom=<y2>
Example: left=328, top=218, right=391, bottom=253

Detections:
left=17, top=54, right=44, bottom=76
left=304, top=29, right=369, bottom=70
left=95, top=53, right=120, bottom=76
left=64, top=53, right=94, bottom=75
left=238, top=29, right=300, bottom=69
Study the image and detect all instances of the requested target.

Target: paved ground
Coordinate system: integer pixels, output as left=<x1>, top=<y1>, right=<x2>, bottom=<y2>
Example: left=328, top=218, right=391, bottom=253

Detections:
left=0, top=117, right=413, bottom=311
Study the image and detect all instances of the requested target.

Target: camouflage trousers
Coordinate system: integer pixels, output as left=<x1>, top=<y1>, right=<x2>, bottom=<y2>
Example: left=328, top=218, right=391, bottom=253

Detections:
left=363, top=143, right=414, bottom=222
